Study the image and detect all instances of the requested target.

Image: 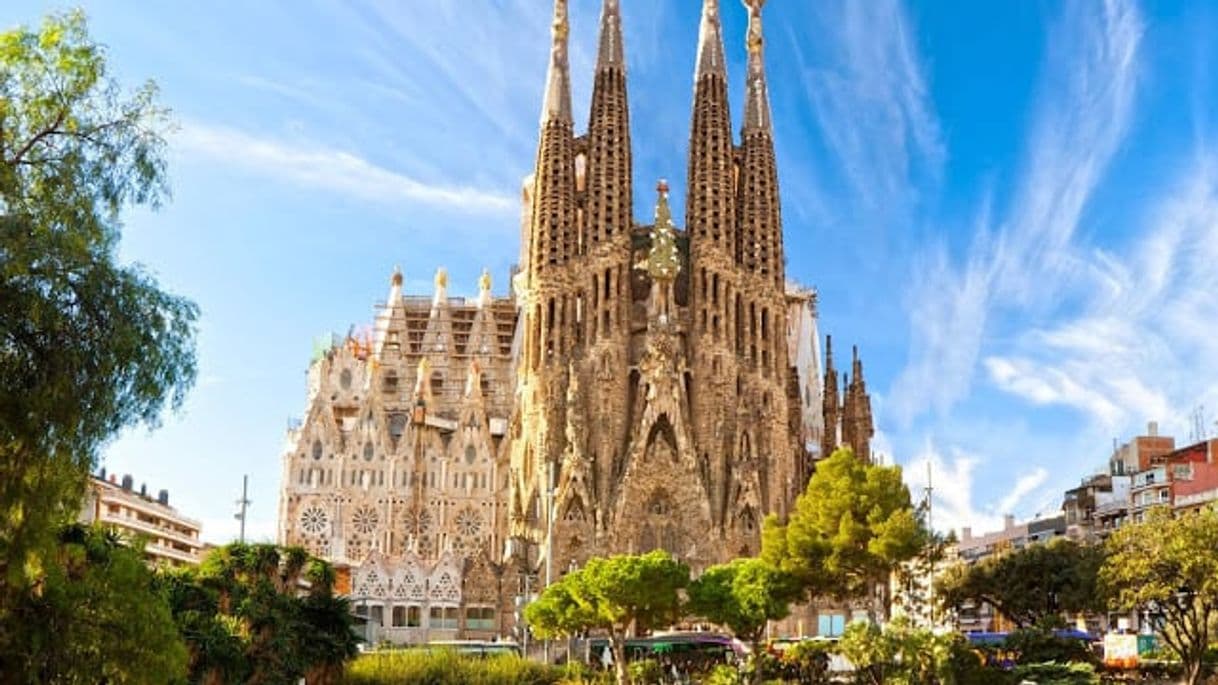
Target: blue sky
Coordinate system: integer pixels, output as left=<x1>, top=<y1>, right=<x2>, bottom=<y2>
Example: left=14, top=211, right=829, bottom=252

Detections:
left=8, top=0, right=1218, bottom=542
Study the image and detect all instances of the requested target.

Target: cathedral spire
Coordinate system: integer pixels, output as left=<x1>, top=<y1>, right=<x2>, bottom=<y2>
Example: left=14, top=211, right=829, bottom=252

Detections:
left=695, top=0, right=727, bottom=79
left=596, top=0, right=624, bottom=72
left=742, top=0, right=772, bottom=134
left=540, top=0, right=573, bottom=124
left=821, top=335, right=840, bottom=460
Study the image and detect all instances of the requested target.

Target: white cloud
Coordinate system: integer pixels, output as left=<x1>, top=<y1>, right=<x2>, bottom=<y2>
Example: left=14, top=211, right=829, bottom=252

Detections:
left=175, top=122, right=516, bottom=215
left=902, top=440, right=1052, bottom=537
left=890, top=0, right=1143, bottom=424
left=984, top=150, right=1218, bottom=433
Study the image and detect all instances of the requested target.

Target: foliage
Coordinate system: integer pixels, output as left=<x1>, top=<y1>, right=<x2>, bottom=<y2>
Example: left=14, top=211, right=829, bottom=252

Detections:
left=688, top=558, right=800, bottom=648
left=761, top=447, right=924, bottom=617
left=0, top=524, right=188, bottom=683
left=936, top=538, right=1104, bottom=629
left=775, top=640, right=832, bottom=683
left=837, top=617, right=990, bottom=685
left=1100, top=506, right=1218, bottom=685
left=626, top=658, right=664, bottom=684
left=0, top=7, right=195, bottom=604
left=703, top=663, right=746, bottom=685
left=343, top=649, right=564, bottom=685
left=1002, top=623, right=1095, bottom=665
left=525, top=550, right=689, bottom=685
left=165, top=543, right=359, bottom=684
left=1010, top=661, right=1099, bottom=685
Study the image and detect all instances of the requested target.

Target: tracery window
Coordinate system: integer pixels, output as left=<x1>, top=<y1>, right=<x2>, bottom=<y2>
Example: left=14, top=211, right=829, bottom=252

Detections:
left=299, top=506, right=329, bottom=535
left=352, top=505, right=380, bottom=535
left=455, top=507, right=483, bottom=537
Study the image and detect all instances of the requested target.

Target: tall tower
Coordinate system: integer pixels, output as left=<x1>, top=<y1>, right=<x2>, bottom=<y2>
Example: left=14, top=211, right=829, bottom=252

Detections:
left=686, top=0, right=741, bottom=533
left=731, top=0, right=795, bottom=517
left=513, top=0, right=577, bottom=540
left=580, top=0, right=634, bottom=516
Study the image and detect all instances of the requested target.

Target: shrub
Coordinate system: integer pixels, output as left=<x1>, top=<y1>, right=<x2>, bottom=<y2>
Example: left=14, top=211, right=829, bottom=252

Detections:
left=626, top=658, right=665, bottom=684
left=343, top=649, right=562, bottom=685
left=1003, top=625, right=1095, bottom=665
left=1010, top=661, right=1099, bottom=685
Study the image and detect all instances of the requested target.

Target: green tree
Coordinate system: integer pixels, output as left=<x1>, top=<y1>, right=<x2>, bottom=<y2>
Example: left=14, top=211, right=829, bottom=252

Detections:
left=761, top=447, right=924, bottom=618
left=525, top=550, right=689, bottom=685
left=1100, top=506, right=1218, bottom=685
left=3, top=524, right=189, bottom=683
left=0, top=9, right=196, bottom=595
left=165, top=543, right=359, bottom=685
left=687, top=558, right=800, bottom=683
left=936, top=537, right=1104, bottom=629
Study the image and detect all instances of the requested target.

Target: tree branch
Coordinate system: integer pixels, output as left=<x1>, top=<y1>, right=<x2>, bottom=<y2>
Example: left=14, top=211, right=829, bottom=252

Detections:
left=5, top=108, right=68, bottom=167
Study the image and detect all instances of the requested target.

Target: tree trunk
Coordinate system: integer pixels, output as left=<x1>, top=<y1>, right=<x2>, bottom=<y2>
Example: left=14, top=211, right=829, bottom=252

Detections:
left=1185, top=658, right=1202, bottom=685
left=749, top=637, right=765, bottom=685
left=610, top=633, right=629, bottom=685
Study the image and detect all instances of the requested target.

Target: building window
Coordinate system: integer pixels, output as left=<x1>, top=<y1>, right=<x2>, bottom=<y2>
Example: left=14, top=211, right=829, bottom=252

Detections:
left=369, top=605, right=384, bottom=627
left=408, top=606, right=422, bottom=627
left=466, top=606, right=496, bottom=631
left=392, top=606, right=407, bottom=627
left=430, top=606, right=458, bottom=630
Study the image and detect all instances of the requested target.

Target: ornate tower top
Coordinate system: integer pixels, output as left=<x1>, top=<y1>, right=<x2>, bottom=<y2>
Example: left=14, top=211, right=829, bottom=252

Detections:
left=391, top=265, right=403, bottom=287
left=742, top=0, right=772, bottom=133
left=643, top=181, right=681, bottom=282
left=596, top=0, right=624, bottom=72
left=540, top=0, right=573, bottom=124
left=695, top=0, right=727, bottom=79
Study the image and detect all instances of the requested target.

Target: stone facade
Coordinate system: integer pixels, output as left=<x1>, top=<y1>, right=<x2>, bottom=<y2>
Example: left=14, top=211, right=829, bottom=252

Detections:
left=277, top=0, right=873, bottom=644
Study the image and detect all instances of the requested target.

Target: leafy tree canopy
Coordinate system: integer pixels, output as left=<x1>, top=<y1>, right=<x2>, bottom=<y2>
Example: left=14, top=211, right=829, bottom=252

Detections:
left=165, top=543, right=359, bottom=685
left=936, top=537, right=1104, bottom=629
left=0, top=9, right=196, bottom=592
left=2, top=524, right=189, bottom=683
left=687, top=558, right=800, bottom=647
left=1100, top=506, right=1218, bottom=685
left=761, top=447, right=924, bottom=611
left=525, top=550, right=688, bottom=685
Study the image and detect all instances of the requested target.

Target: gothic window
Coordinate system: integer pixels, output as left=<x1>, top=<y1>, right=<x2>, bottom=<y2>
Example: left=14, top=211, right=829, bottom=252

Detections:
left=389, top=413, right=407, bottom=439
left=455, top=507, right=483, bottom=537
left=464, top=444, right=477, bottom=465
left=382, top=370, right=399, bottom=394
left=311, top=440, right=322, bottom=460
left=299, top=506, right=329, bottom=535
left=340, top=368, right=353, bottom=390
left=363, top=442, right=374, bottom=461
left=564, top=498, right=585, bottom=522
left=431, top=372, right=444, bottom=394
left=352, top=505, right=380, bottom=535
left=430, top=571, right=461, bottom=603
left=405, top=508, right=434, bottom=536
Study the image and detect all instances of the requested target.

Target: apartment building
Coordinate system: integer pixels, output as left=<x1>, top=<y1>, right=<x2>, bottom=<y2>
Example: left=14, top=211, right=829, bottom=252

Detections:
left=80, top=470, right=205, bottom=566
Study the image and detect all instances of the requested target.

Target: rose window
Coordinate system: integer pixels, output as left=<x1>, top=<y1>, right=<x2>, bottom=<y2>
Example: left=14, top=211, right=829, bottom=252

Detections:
left=455, top=508, right=483, bottom=537
left=299, top=506, right=329, bottom=535
left=352, top=506, right=379, bottom=535
left=405, top=508, right=433, bottom=535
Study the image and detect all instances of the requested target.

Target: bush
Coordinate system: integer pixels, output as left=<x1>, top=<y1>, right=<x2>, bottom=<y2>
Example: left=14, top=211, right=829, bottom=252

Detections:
left=1003, top=625, right=1095, bottom=665
left=1010, top=661, right=1099, bottom=685
left=343, top=649, right=562, bottom=685
left=626, top=658, right=665, bottom=684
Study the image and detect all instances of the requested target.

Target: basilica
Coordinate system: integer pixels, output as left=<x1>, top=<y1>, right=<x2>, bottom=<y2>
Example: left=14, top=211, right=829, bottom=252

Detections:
left=276, top=0, right=873, bottom=644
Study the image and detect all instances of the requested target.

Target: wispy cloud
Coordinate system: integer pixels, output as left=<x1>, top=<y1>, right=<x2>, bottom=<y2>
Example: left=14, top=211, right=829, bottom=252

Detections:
left=175, top=122, right=516, bottom=215
left=903, top=439, right=1049, bottom=535
left=890, top=0, right=1143, bottom=424
left=785, top=0, right=943, bottom=229
left=985, top=150, right=1218, bottom=433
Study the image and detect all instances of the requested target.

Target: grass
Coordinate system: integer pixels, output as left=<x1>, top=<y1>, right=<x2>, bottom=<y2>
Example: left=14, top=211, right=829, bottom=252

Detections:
left=342, top=649, right=609, bottom=685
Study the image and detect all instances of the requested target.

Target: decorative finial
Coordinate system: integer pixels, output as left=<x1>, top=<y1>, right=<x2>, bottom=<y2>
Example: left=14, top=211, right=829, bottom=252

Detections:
left=391, top=265, right=403, bottom=286
left=742, top=0, right=772, bottom=133
left=478, top=268, right=492, bottom=293
left=695, top=0, right=727, bottom=78
left=637, top=181, right=681, bottom=282
left=434, top=267, right=448, bottom=290
left=541, top=0, right=573, bottom=123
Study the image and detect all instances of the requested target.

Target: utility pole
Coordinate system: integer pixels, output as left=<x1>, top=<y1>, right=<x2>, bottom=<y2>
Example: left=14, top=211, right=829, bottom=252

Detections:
left=925, top=460, right=935, bottom=627
left=234, top=474, right=251, bottom=543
